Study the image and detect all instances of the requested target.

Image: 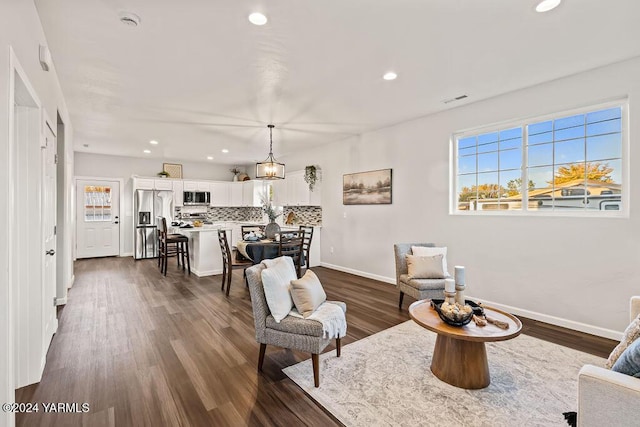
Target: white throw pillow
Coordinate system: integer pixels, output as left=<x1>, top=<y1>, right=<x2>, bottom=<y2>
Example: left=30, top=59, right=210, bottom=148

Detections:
left=290, top=270, right=327, bottom=318
left=411, top=246, right=448, bottom=276
left=406, top=254, right=445, bottom=279
left=261, top=257, right=297, bottom=323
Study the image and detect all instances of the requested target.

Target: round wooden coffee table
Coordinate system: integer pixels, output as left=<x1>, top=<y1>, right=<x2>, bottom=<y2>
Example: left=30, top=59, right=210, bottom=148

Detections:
left=409, top=299, right=522, bottom=389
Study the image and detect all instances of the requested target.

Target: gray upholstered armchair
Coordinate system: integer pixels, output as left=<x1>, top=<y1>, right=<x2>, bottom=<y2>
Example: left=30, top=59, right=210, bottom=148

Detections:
left=394, top=243, right=447, bottom=309
left=245, top=263, right=344, bottom=387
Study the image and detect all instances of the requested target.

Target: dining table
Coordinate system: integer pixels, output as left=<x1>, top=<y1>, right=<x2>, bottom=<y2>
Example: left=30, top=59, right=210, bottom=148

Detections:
left=236, top=238, right=305, bottom=265
left=236, top=239, right=281, bottom=264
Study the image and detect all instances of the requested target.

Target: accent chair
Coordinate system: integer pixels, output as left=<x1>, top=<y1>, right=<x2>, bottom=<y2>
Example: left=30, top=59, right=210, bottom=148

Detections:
left=245, top=262, right=344, bottom=387
left=394, top=243, right=447, bottom=309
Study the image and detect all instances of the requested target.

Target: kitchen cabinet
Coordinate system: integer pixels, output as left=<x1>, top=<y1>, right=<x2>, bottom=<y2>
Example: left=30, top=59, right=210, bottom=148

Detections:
left=183, top=181, right=210, bottom=192
left=173, top=180, right=184, bottom=206
left=210, top=182, right=230, bottom=207
left=183, top=181, right=197, bottom=191
left=154, top=179, right=173, bottom=190
left=243, top=180, right=269, bottom=207
left=133, top=178, right=154, bottom=190
left=271, top=179, right=287, bottom=207
left=229, top=182, right=244, bottom=207
left=267, top=171, right=321, bottom=207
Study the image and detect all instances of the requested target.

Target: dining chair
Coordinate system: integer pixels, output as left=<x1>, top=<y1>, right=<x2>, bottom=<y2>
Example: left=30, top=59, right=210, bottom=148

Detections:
left=158, top=217, right=190, bottom=276
left=298, top=225, right=314, bottom=272
left=241, top=224, right=265, bottom=237
left=278, top=230, right=305, bottom=278
left=218, top=229, right=252, bottom=296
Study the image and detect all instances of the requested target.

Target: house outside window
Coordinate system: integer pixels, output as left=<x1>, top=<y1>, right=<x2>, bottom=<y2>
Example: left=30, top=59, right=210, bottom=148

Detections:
left=452, top=101, right=626, bottom=216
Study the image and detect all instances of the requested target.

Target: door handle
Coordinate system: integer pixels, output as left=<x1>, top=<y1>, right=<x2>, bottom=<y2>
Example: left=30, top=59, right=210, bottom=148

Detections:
left=46, top=249, right=55, bottom=256
left=114, top=221, right=119, bottom=224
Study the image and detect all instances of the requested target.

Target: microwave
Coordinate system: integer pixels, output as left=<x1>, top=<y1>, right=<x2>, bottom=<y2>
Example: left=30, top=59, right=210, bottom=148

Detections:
left=183, top=191, right=210, bottom=206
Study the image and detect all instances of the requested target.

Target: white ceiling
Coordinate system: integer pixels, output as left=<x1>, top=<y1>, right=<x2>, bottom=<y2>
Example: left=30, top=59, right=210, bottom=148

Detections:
left=35, top=0, right=640, bottom=165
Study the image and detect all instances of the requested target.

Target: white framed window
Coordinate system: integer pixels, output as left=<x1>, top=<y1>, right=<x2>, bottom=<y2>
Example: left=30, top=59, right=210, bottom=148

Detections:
left=452, top=100, right=626, bottom=216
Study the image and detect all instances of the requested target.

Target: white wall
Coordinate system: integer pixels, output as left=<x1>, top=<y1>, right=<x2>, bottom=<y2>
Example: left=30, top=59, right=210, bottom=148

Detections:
left=73, top=152, right=245, bottom=255
left=283, top=56, right=640, bottom=339
left=0, top=1, right=75, bottom=425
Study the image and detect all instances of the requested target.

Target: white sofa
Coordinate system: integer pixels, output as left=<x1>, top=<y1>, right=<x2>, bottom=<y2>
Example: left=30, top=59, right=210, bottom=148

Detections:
left=577, top=296, right=640, bottom=427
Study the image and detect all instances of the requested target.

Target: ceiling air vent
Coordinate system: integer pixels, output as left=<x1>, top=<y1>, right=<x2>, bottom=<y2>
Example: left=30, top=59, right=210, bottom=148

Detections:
left=443, top=94, right=468, bottom=104
left=119, top=12, right=141, bottom=27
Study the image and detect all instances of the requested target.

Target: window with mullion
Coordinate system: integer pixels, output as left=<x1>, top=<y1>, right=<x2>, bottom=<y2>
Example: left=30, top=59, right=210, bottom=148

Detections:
left=454, top=104, right=624, bottom=214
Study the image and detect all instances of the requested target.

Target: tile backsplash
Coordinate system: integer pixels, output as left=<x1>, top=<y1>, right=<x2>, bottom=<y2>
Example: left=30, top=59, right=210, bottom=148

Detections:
left=175, top=205, right=322, bottom=226
left=283, top=206, right=322, bottom=226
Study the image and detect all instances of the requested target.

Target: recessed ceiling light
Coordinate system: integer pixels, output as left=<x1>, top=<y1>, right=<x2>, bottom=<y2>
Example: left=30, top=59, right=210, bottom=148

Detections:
left=207, top=156, right=214, bottom=160
left=119, top=12, right=141, bottom=27
left=248, top=13, right=267, bottom=26
left=383, top=72, right=398, bottom=81
left=536, top=0, right=561, bottom=12
left=149, top=140, right=158, bottom=145
left=221, top=149, right=229, bottom=153
left=143, top=149, right=151, bottom=154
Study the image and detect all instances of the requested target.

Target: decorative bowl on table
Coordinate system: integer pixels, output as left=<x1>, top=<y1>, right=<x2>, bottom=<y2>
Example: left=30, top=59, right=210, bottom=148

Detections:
left=193, top=220, right=203, bottom=227
left=431, top=299, right=484, bottom=327
left=244, top=236, right=259, bottom=241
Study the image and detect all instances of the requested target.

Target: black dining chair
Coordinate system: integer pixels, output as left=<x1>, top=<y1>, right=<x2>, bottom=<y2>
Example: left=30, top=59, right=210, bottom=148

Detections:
left=218, top=229, right=252, bottom=296
left=298, top=225, right=314, bottom=272
left=158, top=217, right=190, bottom=276
left=278, top=230, right=305, bottom=278
left=241, top=225, right=265, bottom=237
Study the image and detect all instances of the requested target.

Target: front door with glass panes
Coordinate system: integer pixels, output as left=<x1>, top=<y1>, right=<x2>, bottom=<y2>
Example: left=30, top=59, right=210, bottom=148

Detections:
left=76, top=179, right=120, bottom=258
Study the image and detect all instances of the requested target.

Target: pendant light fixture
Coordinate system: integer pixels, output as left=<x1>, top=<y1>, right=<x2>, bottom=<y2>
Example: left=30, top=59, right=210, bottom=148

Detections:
left=256, top=124, right=285, bottom=180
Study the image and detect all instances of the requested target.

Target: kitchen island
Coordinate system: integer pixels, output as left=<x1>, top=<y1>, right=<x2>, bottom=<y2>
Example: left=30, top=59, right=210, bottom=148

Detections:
left=170, top=225, right=230, bottom=277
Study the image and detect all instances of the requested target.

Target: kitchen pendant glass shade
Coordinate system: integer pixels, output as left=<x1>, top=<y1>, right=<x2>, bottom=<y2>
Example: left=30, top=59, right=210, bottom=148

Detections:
left=256, top=125, right=285, bottom=180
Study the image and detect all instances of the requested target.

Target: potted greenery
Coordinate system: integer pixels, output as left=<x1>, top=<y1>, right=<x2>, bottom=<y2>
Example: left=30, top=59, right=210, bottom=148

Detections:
left=157, top=171, right=170, bottom=178
left=304, top=165, right=319, bottom=191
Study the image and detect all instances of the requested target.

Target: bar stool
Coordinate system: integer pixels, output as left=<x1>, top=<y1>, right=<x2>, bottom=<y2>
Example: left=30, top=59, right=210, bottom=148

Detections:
left=159, top=217, right=190, bottom=276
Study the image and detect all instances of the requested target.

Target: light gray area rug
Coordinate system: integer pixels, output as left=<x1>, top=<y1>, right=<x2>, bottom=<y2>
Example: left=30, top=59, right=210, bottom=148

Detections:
left=283, top=321, right=605, bottom=427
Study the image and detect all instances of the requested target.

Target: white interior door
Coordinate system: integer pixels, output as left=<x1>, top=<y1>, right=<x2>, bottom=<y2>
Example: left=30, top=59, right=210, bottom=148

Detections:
left=76, top=179, right=120, bottom=258
left=42, top=123, right=57, bottom=350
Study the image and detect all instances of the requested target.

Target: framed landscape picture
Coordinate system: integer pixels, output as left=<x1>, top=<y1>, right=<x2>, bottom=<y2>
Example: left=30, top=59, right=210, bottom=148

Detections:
left=343, top=168, right=392, bottom=205
left=163, top=163, right=183, bottom=179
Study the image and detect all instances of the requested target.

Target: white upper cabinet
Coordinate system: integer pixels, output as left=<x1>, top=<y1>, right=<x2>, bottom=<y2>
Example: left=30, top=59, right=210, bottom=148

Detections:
left=154, top=179, right=173, bottom=190
left=183, top=181, right=197, bottom=191
left=243, top=180, right=268, bottom=207
left=210, top=182, right=230, bottom=207
left=285, top=171, right=321, bottom=206
left=271, top=179, right=287, bottom=206
left=173, top=180, right=184, bottom=206
left=183, top=181, right=210, bottom=192
left=229, top=182, right=244, bottom=207
left=133, top=178, right=154, bottom=190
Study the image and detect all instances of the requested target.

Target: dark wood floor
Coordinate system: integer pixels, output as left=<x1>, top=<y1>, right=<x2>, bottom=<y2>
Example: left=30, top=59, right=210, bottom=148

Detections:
left=16, top=257, right=616, bottom=426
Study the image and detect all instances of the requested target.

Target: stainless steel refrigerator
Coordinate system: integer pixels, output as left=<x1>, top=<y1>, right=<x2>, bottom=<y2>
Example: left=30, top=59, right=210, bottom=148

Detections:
left=134, top=189, right=174, bottom=260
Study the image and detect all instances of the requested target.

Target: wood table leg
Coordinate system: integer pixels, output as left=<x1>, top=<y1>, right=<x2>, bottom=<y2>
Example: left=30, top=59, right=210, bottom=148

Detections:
left=430, top=334, right=490, bottom=389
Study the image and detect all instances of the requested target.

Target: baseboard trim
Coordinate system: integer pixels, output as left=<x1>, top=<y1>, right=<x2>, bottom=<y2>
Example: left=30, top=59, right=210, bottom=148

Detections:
left=191, top=268, right=223, bottom=277
left=68, top=274, right=75, bottom=289
left=468, top=296, right=622, bottom=341
left=317, top=264, right=622, bottom=340
left=320, top=262, right=396, bottom=285
left=55, top=297, right=67, bottom=306
left=121, top=252, right=134, bottom=257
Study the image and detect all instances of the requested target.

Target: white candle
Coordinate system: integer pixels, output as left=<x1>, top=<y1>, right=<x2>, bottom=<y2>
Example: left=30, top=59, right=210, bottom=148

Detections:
left=455, top=266, right=465, bottom=286
left=445, top=278, right=455, bottom=293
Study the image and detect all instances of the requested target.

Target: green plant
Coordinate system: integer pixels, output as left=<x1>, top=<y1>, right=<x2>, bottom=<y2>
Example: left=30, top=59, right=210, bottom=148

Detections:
left=260, top=192, right=281, bottom=222
left=304, top=165, right=318, bottom=191
left=158, top=171, right=170, bottom=177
